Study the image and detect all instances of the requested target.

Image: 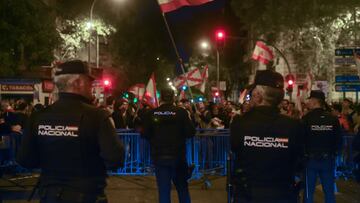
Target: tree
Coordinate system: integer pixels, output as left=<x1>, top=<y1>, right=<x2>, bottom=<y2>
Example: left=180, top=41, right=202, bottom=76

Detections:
left=230, top=1, right=360, bottom=86
left=55, top=17, right=116, bottom=60
left=0, top=0, right=60, bottom=76
left=231, top=0, right=360, bottom=40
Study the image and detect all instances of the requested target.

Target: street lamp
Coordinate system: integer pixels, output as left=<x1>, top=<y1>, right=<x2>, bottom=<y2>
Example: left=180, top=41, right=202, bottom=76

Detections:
left=88, top=0, right=125, bottom=68
left=200, top=41, right=210, bottom=50
left=88, top=0, right=98, bottom=65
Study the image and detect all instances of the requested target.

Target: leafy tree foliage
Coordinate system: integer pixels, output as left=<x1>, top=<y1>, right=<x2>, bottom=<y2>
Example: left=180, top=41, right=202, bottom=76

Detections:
left=0, top=0, right=59, bottom=76
left=55, top=17, right=116, bottom=60
left=231, top=1, right=360, bottom=84
left=231, top=0, right=360, bottom=39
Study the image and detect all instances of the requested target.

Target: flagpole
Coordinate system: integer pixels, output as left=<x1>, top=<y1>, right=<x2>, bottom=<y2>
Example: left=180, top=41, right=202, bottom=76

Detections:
left=132, top=86, right=141, bottom=123
left=161, top=13, right=197, bottom=110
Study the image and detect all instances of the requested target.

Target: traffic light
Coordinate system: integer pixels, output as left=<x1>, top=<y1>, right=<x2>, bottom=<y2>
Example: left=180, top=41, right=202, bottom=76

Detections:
left=214, top=91, right=220, bottom=97
left=103, top=79, right=112, bottom=94
left=182, top=86, right=188, bottom=91
left=285, top=74, right=295, bottom=93
left=215, top=29, right=226, bottom=50
left=103, top=79, right=111, bottom=87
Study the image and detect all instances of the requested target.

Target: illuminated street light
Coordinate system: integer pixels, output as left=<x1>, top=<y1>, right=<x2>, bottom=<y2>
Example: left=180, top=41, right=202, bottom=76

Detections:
left=86, top=21, right=94, bottom=30
left=200, top=41, right=210, bottom=50
left=88, top=0, right=125, bottom=66
left=166, top=78, right=170, bottom=81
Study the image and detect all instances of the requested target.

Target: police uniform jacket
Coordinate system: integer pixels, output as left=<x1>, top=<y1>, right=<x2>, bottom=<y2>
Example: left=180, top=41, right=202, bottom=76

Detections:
left=230, top=106, right=304, bottom=200
left=302, top=108, right=342, bottom=156
left=17, top=93, right=124, bottom=192
left=142, top=103, right=195, bottom=163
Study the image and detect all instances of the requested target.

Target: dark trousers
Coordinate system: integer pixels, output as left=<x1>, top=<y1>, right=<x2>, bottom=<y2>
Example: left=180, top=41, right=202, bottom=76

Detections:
left=39, top=186, right=107, bottom=203
left=234, top=187, right=297, bottom=203
left=237, top=199, right=297, bottom=203
left=154, top=159, right=191, bottom=203
left=304, top=158, right=335, bottom=203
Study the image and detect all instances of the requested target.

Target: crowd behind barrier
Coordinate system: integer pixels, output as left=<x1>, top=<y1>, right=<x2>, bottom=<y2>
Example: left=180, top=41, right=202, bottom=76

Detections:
left=0, top=129, right=358, bottom=182
left=0, top=97, right=359, bottom=182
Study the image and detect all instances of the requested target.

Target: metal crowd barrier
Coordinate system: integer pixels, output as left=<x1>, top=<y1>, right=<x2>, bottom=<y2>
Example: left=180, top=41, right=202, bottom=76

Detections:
left=109, top=129, right=152, bottom=175
left=335, top=134, right=357, bottom=179
left=113, top=129, right=358, bottom=180
left=110, top=129, right=230, bottom=179
left=0, top=129, right=357, bottom=181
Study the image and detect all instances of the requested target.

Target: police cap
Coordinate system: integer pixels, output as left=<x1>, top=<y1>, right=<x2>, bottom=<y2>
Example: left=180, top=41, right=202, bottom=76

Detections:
left=252, top=70, right=284, bottom=89
left=308, top=90, right=325, bottom=101
left=55, top=60, right=95, bottom=80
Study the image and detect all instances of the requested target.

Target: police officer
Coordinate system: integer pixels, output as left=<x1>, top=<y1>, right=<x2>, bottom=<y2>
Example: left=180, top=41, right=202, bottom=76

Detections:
left=353, top=132, right=360, bottom=182
left=230, top=70, right=304, bottom=203
left=17, top=60, right=124, bottom=203
left=302, top=90, right=341, bottom=203
left=142, top=88, right=196, bottom=203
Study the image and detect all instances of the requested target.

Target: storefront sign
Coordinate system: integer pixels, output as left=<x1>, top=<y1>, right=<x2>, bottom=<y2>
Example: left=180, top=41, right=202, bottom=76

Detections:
left=1, top=84, right=34, bottom=92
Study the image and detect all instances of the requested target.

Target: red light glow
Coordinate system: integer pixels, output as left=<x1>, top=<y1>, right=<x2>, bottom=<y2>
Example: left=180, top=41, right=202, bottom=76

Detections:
left=103, top=80, right=111, bottom=86
left=216, top=30, right=225, bottom=40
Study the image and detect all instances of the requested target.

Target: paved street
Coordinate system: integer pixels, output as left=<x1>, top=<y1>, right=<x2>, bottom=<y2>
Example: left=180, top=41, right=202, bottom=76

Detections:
left=1, top=175, right=360, bottom=203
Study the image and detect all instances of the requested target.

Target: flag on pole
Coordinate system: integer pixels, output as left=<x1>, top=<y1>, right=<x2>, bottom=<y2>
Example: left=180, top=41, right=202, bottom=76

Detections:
left=198, top=65, right=209, bottom=93
left=143, top=73, right=159, bottom=108
left=252, top=41, right=274, bottom=65
left=304, top=72, right=313, bottom=93
left=179, top=90, right=186, bottom=100
left=128, top=83, right=145, bottom=100
left=173, top=68, right=203, bottom=89
left=157, top=0, right=212, bottom=13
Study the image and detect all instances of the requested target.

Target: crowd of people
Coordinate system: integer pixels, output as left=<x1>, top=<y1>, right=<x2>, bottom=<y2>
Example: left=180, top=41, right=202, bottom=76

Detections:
left=2, top=95, right=360, bottom=134
left=0, top=60, right=359, bottom=203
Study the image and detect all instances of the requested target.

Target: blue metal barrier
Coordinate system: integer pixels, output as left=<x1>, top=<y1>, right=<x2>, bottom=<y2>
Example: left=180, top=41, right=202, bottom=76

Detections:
left=108, top=129, right=152, bottom=175
left=0, top=129, right=356, bottom=181
left=110, top=129, right=230, bottom=178
left=336, top=135, right=356, bottom=179
left=189, top=129, right=230, bottom=179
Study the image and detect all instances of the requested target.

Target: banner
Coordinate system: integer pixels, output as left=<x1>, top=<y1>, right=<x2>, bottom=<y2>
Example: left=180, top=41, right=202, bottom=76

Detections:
left=252, top=41, right=274, bottom=65
left=174, top=68, right=203, bottom=89
left=157, top=0, right=212, bottom=13
left=143, top=73, right=159, bottom=108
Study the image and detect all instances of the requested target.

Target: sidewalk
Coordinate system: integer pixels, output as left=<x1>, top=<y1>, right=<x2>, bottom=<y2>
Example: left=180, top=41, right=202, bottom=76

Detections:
left=1, top=175, right=360, bottom=203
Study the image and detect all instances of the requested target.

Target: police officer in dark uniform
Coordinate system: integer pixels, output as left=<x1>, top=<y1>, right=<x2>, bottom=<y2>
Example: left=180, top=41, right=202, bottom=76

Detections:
left=17, top=60, right=124, bottom=203
left=302, top=90, right=341, bottom=203
left=142, top=88, right=196, bottom=203
left=230, top=70, right=304, bottom=203
left=354, top=131, right=360, bottom=182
